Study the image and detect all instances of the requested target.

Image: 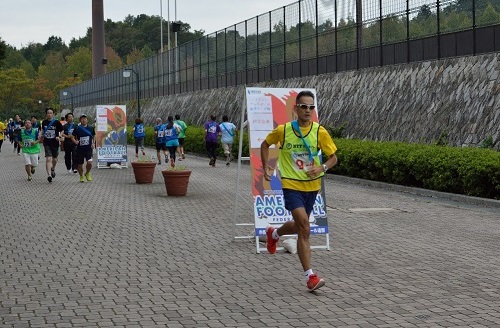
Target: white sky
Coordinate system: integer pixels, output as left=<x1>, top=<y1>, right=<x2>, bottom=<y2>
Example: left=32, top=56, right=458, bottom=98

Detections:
left=0, top=0, right=295, bottom=49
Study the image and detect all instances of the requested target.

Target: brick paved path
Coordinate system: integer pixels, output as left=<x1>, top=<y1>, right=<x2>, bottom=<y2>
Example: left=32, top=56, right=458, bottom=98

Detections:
left=1, top=145, right=499, bottom=327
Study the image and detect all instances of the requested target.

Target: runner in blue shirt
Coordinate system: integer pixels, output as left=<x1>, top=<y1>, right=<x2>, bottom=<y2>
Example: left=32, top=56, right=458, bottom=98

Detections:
left=133, top=117, right=146, bottom=158
left=72, top=114, right=96, bottom=183
left=154, top=118, right=168, bottom=165
left=164, top=116, right=181, bottom=168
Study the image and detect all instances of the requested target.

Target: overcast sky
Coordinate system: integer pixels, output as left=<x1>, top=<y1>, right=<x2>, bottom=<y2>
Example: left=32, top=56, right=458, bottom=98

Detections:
left=0, top=0, right=296, bottom=49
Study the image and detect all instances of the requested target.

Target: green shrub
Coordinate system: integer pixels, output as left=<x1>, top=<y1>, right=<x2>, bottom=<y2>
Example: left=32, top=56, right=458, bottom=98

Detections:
left=127, top=125, right=500, bottom=199
left=334, top=139, right=500, bottom=199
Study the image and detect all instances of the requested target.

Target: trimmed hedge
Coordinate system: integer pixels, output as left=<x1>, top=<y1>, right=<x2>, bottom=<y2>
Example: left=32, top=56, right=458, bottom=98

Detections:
left=127, top=126, right=500, bottom=199
left=333, top=139, right=500, bottom=200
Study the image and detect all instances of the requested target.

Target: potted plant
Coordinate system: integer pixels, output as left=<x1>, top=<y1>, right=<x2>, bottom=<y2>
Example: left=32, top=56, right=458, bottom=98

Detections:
left=161, top=165, right=192, bottom=196
left=131, top=155, right=157, bottom=184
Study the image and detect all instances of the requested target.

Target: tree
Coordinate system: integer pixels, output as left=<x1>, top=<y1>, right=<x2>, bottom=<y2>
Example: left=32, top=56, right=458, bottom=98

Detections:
left=0, top=37, right=6, bottom=67
left=21, top=42, right=45, bottom=70
left=37, top=52, right=66, bottom=90
left=43, top=36, right=67, bottom=54
left=141, top=45, right=155, bottom=58
left=31, top=77, right=55, bottom=108
left=105, top=46, right=123, bottom=71
left=0, top=68, right=34, bottom=110
left=126, top=48, right=144, bottom=65
left=65, top=47, right=92, bottom=81
left=477, top=2, right=500, bottom=26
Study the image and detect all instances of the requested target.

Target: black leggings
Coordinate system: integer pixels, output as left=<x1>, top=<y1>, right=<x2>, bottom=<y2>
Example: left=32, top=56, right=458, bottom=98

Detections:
left=206, top=141, right=218, bottom=162
left=64, top=144, right=77, bottom=170
left=167, top=146, right=177, bottom=162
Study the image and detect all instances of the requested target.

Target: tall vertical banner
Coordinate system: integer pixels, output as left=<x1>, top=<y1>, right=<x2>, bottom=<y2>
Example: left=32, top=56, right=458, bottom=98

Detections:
left=246, top=88, right=329, bottom=239
left=95, top=105, right=128, bottom=167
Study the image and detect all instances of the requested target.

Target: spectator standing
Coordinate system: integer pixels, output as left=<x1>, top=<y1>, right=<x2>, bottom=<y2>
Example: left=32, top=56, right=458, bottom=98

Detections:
left=204, top=114, right=221, bottom=167
left=219, top=115, right=237, bottom=166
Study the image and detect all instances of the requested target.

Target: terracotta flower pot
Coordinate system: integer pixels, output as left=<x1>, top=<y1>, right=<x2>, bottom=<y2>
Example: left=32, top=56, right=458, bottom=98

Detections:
left=131, top=161, right=156, bottom=184
left=161, top=169, right=192, bottom=196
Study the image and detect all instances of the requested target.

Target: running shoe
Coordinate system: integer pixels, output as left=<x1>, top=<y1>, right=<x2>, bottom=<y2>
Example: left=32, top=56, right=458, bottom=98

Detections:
left=226, top=162, right=230, bottom=166
left=209, top=158, right=215, bottom=166
left=266, top=226, right=279, bottom=254
left=85, top=172, right=92, bottom=182
left=158, top=161, right=161, bottom=165
left=31, top=167, right=35, bottom=174
left=80, top=176, right=85, bottom=183
left=47, top=176, right=52, bottom=183
left=165, top=155, right=169, bottom=163
left=181, top=153, right=185, bottom=159
left=68, top=170, right=72, bottom=174
left=27, top=176, right=32, bottom=181
left=170, top=158, right=175, bottom=168
left=51, top=169, right=56, bottom=178
left=307, top=274, right=325, bottom=292
left=73, top=170, right=78, bottom=173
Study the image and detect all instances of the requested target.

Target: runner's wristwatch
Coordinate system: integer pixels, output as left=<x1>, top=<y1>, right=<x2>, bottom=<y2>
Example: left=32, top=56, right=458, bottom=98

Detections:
left=322, top=164, right=328, bottom=172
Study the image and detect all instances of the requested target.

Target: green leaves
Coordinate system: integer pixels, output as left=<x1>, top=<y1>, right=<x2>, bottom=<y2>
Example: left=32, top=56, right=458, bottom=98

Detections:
left=334, top=139, right=500, bottom=199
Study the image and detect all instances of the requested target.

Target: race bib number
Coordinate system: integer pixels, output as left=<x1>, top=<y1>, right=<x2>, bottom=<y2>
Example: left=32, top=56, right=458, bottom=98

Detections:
left=292, top=152, right=313, bottom=171
left=24, top=139, right=34, bottom=147
left=165, top=129, right=173, bottom=137
left=157, top=130, right=165, bottom=137
left=80, top=136, right=90, bottom=146
left=68, top=128, right=74, bottom=135
left=45, top=130, right=56, bottom=138
left=137, top=126, right=144, bottom=134
left=208, top=126, right=217, bottom=133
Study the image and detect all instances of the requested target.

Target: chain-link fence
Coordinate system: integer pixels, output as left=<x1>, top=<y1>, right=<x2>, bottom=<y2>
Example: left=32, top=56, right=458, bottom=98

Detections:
left=61, top=0, right=500, bottom=107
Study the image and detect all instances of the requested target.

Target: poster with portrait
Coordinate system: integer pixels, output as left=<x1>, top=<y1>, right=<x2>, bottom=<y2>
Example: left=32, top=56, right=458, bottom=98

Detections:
left=246, top=88, right=329, bottom=238
left=95, top=105, right=128, bottom=166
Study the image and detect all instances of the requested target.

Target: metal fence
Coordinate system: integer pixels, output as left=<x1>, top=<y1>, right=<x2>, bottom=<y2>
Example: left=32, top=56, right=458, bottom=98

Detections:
left=61, top=0, right=500, bottom=107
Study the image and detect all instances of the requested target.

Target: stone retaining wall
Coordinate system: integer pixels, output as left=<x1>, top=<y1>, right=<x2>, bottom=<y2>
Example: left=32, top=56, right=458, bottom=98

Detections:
left=75, top=52, right=500, bottom=149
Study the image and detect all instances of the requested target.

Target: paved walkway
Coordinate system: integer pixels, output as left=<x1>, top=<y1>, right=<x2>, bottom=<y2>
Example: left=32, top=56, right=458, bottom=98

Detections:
left=1, top=144, right=499, bottom=328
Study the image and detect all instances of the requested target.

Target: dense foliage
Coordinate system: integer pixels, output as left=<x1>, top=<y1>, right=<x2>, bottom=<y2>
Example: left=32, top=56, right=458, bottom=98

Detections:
left=333, top=139, right=500, bottom=199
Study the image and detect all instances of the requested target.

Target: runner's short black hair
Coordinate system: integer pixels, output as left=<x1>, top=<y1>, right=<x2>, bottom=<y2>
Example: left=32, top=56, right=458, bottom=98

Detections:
left=296, top=90, right=315, bottom=104
left=175, top=114, right=180, bottom=120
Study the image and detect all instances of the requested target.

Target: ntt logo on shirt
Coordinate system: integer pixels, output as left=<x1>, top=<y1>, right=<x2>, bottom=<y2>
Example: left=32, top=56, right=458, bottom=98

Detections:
left=285, top=143, right=292, bottom=149
left=247, top=90, right=261, bottom=94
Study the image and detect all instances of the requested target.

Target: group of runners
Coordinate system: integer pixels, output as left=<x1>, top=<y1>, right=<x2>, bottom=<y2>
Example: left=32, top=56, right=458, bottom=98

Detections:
left=2, top=108, right=95, bottom=183
left=2, top=93, right=337, bottom=291
left=133, top=114, right=188, bottom=168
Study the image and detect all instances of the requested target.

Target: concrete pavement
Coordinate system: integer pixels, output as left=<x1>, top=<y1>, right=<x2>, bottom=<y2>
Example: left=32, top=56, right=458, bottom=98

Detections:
left=1, top=144, right=499, bottom=327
